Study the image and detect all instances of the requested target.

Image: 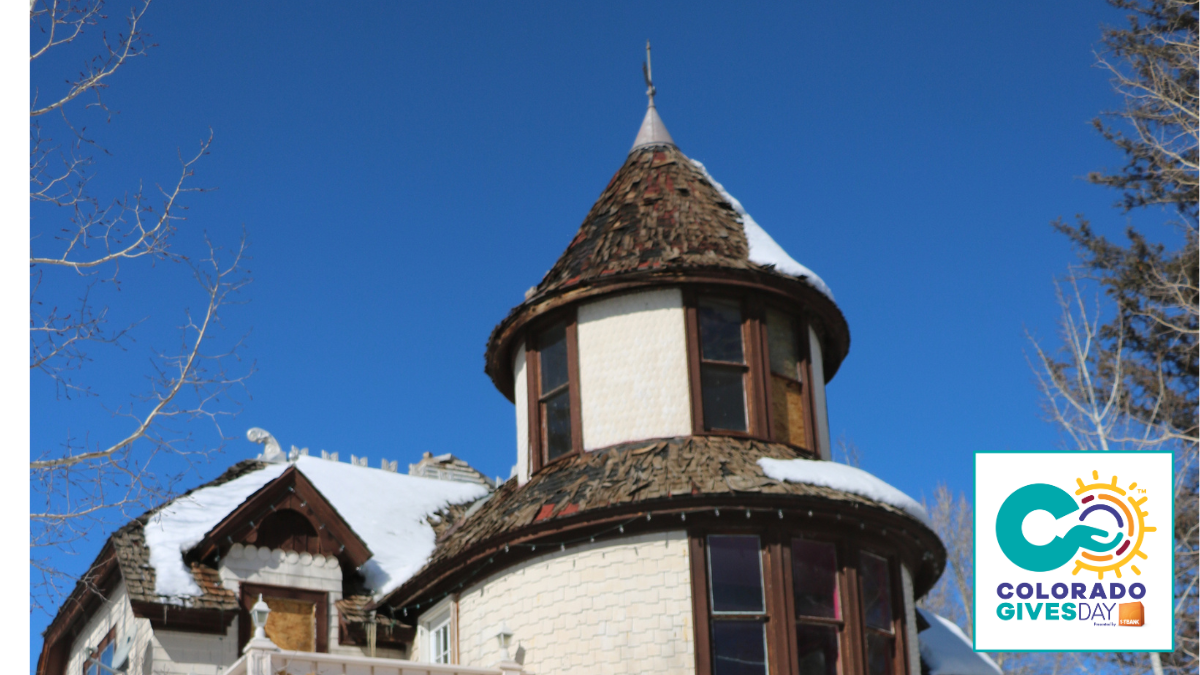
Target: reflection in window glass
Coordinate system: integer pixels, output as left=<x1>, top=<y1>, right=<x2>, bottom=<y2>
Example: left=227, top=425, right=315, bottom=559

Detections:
left=698, top=300, right=744, bottom=363
left=712, top=620, right=767, bottom=675
left=860, top=552, right=893, bottom=631
left=542, top=390, right=572, bottom=460
left=539, top=323, right=569, bottom=393
left=537, top=322, right=573, bottom=460
left=865, top=632, right=894, bottom=675
left=708, top=535, right=764, bottom=613
left=766, top=309, right=799, bottom=378
left=792, top=540, right=839, bottom=619
left=796, top=624, right=839, bottom=675
left=701, top=366, right=747, bottom=431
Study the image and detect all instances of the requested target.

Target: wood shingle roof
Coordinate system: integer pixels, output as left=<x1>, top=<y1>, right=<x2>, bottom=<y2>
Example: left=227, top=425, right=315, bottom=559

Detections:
left=379, top=436, right=945, bottom=612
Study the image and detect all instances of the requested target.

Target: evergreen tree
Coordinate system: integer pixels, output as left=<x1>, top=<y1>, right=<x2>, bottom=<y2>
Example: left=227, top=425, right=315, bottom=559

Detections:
left=1045, top=1, right=1196, bottom=673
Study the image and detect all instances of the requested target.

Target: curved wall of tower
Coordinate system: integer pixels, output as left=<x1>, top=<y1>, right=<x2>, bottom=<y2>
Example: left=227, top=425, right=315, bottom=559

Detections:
left=576, top=288, right=693, bottom=452
left=454, top=530, right=695, bottom=673
left=510, top=287, right=834, bottom=480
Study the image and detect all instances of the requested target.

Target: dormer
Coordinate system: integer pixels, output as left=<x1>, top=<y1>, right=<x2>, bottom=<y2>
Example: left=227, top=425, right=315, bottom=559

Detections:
left=486, top=97, right=850, bottom=483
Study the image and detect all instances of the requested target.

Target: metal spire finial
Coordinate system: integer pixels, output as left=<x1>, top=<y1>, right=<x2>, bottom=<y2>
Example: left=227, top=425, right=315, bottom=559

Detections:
left=642, top=40, right=656, bottom=103
left=631, top=40, right=674, bottom=151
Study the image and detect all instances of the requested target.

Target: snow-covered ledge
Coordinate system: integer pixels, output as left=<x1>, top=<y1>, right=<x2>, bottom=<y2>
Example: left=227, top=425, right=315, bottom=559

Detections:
left=757, top=457, right=931, bottom=527
left=917, top=608, right=1002, bottom=675
left=225, top=647, right=527, bottom=675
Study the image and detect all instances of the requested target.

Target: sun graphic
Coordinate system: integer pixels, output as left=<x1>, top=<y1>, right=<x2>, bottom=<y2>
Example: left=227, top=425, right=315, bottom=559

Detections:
left=1071, top=470, right=1156, bottom=579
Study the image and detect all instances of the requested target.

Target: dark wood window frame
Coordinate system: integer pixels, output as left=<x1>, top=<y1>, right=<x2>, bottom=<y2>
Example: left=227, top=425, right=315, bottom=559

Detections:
left=525, top=309, right=583, bottom=475
left=689, top=528, right=909, bottom=675
left=761, top=306, right=819, bottom=454
left=238, top=582, right=329, bottom=654
left=684, top=289, right=818, bottom=456
left=857, top=549, right=911, bottom=675
left=82, top=627, right=116, bottom=675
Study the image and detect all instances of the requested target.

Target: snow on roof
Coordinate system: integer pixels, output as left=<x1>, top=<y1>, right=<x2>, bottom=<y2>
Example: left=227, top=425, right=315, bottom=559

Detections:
left=917, top=609, right=1002, bottom=675
left=145, top=456, right=488, bottom=600
left=292, top=456, right=488, bottom=596
left=757, top=457, right=930, bottom=528
left=688, top=158, right=835, bottom=300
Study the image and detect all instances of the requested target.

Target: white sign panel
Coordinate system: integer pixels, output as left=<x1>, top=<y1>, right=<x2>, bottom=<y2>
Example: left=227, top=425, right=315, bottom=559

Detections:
left=974, top=452, right=1173, bottom=651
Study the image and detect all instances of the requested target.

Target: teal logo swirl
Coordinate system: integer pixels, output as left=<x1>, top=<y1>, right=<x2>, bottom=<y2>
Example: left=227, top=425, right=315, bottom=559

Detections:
left=995, top=483, right=1124, bottom=572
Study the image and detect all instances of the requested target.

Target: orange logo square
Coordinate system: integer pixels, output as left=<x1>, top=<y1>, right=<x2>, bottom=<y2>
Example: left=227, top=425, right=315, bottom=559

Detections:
left=1119, top=601, right=1145, bottom=627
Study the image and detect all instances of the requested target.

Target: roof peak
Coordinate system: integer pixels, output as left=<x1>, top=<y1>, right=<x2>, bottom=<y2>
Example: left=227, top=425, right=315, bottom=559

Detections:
left=631, top=40, right=674, bottom=151
left=630, top=100, right=674, bottom=151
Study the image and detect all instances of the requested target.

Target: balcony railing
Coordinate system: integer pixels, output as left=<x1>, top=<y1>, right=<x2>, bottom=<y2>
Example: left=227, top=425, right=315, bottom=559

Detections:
left=226, top=642, right=525, bottom=675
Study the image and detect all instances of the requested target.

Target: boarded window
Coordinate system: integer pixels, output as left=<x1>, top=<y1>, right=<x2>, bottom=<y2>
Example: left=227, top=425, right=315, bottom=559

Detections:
left=264, top=596, right=316, bottom=652
left=766, top=310, right=807, bottom=447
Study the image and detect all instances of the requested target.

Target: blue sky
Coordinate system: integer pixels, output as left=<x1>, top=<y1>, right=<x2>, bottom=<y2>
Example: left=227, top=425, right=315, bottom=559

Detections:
left=28, top=0, right=1165, bottom=659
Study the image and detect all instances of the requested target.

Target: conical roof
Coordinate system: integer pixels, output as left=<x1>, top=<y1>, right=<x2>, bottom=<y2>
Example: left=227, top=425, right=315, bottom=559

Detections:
left=485, top=102, right=849, bottom=397
left=534, top=109, right=832, bottom=300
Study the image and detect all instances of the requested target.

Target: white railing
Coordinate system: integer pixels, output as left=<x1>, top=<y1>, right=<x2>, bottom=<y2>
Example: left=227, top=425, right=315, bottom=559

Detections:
left=225, top=641, right=525, bottom=675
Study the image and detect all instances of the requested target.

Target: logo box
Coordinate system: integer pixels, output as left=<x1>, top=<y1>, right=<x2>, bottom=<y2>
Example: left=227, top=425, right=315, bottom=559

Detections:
left=974, top=452, right=1173, bottom=651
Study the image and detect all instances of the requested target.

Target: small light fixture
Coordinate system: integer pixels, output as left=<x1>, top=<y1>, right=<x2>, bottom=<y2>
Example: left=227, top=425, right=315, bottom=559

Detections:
left=250, top=594, right=271, bottom=639
left=495, top=623, right=514, bottom=660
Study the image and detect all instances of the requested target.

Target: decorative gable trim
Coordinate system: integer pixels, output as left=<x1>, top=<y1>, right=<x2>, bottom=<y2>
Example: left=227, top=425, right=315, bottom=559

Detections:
left=188, top=465, right=372, bottom=570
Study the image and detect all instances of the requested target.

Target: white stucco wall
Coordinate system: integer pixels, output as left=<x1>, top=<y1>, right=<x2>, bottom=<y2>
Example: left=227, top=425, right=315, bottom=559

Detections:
left=576, top=289, right=692, bottom=451
left=149, top=624, right=239, bottom=675
left=807, top=326, right=831, bottom=460
left=513, top=345, right=530, bottom=485
left=455, top=530, right=694, bottom=674
left=65, top=582, right=155, bottom=675
left=902, top=564, right=921, bottom=675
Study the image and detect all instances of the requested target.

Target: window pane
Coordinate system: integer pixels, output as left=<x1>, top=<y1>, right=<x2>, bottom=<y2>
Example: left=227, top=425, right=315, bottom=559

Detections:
left=101, top=642, right=114, bottom=667
left=542, top=389, right=572, bottom=460
left=433, top=622, right=450, bottom=664
left=771, top=376, right=806, bottom=446
left=865, top=632, right=895, bottom=675
left=860, top=552, right=893, bottom=631
left=791, top=539, right=839, bottom=619
left=796, top=623, right=840, bottom=675
left=766, top=309, right=800, bottom=378
left=698, top=300, right=744, bottom=363
left=701, top=365, right=747, bottom=431
left=712, top=620, right=767, bottom=675
left=708, top=535, right=763, bottom=613
left=539, top=323, right=569, bottom=393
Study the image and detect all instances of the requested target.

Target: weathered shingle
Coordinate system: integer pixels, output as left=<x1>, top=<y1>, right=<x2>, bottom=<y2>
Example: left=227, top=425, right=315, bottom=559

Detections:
left=385, top=436, right=940, bottom=607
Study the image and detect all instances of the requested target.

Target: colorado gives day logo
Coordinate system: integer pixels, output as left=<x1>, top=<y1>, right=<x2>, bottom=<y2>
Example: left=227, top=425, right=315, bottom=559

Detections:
left=975, top=452, right=1173, bottom=652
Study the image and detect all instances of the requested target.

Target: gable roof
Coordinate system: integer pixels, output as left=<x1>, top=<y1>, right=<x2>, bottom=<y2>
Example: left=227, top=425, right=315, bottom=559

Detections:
left=43, top=455, right=490, bottom=650
left=142, top=455, right=489, bottom=599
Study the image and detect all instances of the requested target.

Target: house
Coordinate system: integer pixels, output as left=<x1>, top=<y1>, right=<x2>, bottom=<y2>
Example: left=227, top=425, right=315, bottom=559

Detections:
left=36, top=82, right=1000, bottom=675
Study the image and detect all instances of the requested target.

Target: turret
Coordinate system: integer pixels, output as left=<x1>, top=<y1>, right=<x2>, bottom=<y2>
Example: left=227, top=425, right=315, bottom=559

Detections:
left=486, top=87, right=849, bottom=483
